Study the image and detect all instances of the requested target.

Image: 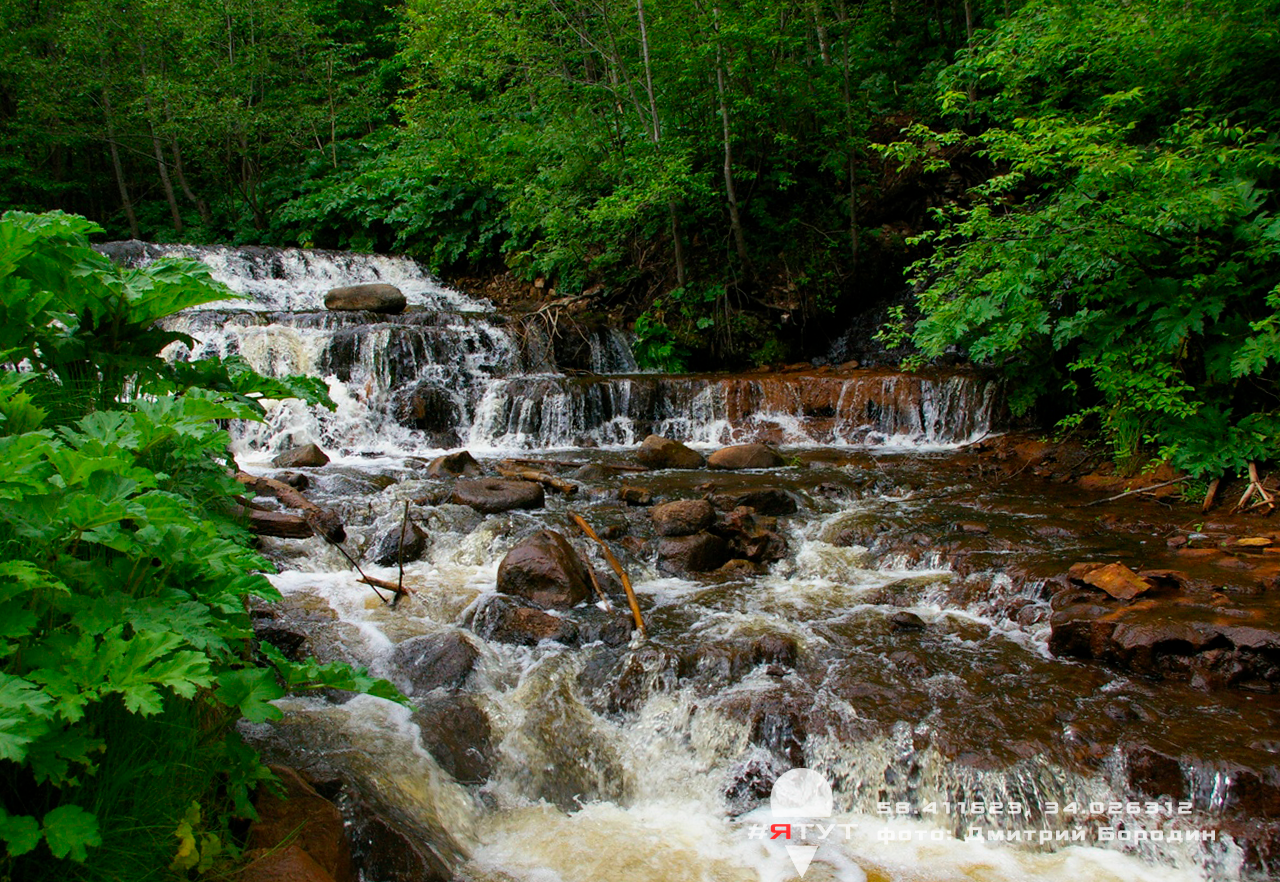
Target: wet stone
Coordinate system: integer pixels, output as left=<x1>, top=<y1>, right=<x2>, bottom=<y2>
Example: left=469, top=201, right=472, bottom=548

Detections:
left=465, top=594, right=577, bottom=646
left=451, top=477, right=544, bottom=513
left=651, top=498, right=715, bottom=537
left=393, top=382, right=460, bottom=444
left=618, top=484, right=653, bottom=505
left=496, top=529, right=592, bottom=610
left=711, top=487, right=799, bottom=515
left=635, top=434, right=705, bottom=470
left=707, top=443, right=785, bottom=470
left=324, top=282, right=406, bottom=314
left=658, top=531, right=731, bottom=576
left=889, top=611, right=927, bottom=631
left=425, top=450, right=483, bottom=477
left=272, top=443, right=330, bottom=469
left=410, top=693, right=495, bottom=784
left=387, top=631, right=479, bottom=695
left=369, top=521, right=430, bottom=568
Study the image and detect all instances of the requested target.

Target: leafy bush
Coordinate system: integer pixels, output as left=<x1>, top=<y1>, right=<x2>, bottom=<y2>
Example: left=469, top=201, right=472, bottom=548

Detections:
left=887, top=0, right=1280, bottom=477
left=0, top=211, right=397, bottom=880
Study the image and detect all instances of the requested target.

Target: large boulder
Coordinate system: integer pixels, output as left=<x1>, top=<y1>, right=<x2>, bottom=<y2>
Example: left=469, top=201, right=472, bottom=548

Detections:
left=451, top=477, right=544, bottom=513
left=410, top=693, right=495, bottom=784
left=248, top=765, right=354, bottom=882
left=240, top=845, right=335, bottom=882
left=272, top=443, right=330, bottom=469
left=465, top=594, right=578, bottom=646
left=369, top=522, right=430, bottom=568
left=711, top=487, right=799, bottom=516
left=707, top=443, right=785, bottom=470
left=651, top=499, right=715, bottom=537
left=713, top=507, right=789, bottom=563
left=387, top=631, right=479, bottom=694
left=426, top=450, right=483, bottom=478
left=324, top=283, right=406, bottom=314
left=393, top=382, right=459, bottom=444
left=658, top=532, right=731, bottom=576
left=636, top=435, right=705, bottom=470
left=496, top=530, right=591, bottom=609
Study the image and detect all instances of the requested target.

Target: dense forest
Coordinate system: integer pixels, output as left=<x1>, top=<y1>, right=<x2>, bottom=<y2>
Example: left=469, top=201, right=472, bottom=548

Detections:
left=3, top=0, right=1279, bottom=474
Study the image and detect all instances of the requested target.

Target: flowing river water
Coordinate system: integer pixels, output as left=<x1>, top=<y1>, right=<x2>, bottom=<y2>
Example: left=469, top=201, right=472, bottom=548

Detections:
left=110, top=243, right=1280, bottom=882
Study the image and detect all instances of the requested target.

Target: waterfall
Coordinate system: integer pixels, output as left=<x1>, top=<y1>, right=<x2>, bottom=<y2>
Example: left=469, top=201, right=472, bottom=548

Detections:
left=119, top=243, right=1002, bottom=459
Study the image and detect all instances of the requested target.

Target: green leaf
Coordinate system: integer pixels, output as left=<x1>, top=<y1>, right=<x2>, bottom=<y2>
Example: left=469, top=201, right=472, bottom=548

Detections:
left=216, top=669, right=284, bottom=723
left=41, top=805, right=101, bottom=862
left=0, top=673, right=54, bottom=762
left=0, top=808, right=41, bottom=856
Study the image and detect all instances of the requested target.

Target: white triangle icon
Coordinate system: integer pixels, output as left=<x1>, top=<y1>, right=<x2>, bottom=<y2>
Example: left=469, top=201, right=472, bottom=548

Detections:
left=786, top=844, right=818, bottom=877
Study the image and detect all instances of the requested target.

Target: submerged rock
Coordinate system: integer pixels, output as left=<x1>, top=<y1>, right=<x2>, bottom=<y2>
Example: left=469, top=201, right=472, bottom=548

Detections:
left=711, top=487, right=799, bottom=515
left=496, top=529, right=592, bottom=609
left=393, top=382, right=460, bottom=444
left=651, top=498, right=715, bottom=536
left=658, top=531, right=731, bottom=575
left=636, top=434, right=705, bottom=469
left=369, top=521, right=430, bottom=568
left=273, top=443, right=330, bottom=469
left=387, top=631, right=479, bottom=694
left=466, top=594, right=577, bottom=645
left=451, top=477, right=544, bottom=513
left=410, top=693, right=495, bottom=784
left=707, top=443, right=785, bottom=470
left=324, top=282, right=406, bottom=314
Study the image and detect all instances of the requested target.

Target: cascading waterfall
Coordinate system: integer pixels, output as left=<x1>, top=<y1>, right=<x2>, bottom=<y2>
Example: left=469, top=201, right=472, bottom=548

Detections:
left=110, top=243, right=1273, bottom=882
left=122, top=242, right=1001, bottom=458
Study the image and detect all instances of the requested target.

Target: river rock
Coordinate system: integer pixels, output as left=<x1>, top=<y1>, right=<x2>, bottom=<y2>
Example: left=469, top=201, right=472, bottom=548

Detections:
left=272, top=443, right=330, bottom=469
left=889, top=611, right=927, bottom=631
left=410, top=693, right=495, bottom=784
left=497, top=529, right=592, bottom=609
left=618, top=484, right=653, bottom=505
left=636, top=434, right=705, bottom=469
left=658, top=531, right=731, bottom=575
left=370, top=521, right=430, bottom=567
left=240, top=845, right=336, bottom=882
left=324, top=283, right=406, bottom=314
left=388, top=631, right=479, bottom=694
left=249, top=765, right=354, bottom=882
left=714, top=507, right=789, bottom=563
left=707, top=443, right=785, bottom=470
left=426, top=450, right=483, bottom=477
left=651, top=499, right=715, bottom=536
left=451, top=477, right=544, bottom=513
left=467, top=594, right=578, bottom=645
left=711, top=487, right=799, bottom=515
left=1072, top=561, right=1153, bottom=600
left=393, top=382, right=459, bottom=443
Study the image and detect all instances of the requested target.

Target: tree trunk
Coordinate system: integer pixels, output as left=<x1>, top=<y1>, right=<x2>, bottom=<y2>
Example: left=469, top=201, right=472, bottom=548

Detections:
left=635, top=0, right=687, bottom=287
left=713, top=7, right=750, bottom=274
left=101, top=84, right=139, bottom=239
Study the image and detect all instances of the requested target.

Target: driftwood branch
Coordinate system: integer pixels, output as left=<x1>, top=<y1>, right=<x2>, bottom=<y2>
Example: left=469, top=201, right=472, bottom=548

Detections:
left=496, top=465, right=578, bottom=494
left=570, top=512, right=645, bottom=637
left=232, top=504, right=313, bottom=538
left=1233, top=462, right=1277, bottom=514
left=1081, top=477, right=1189, bottom=507
left=1202, top=477, right=1221, bottom=513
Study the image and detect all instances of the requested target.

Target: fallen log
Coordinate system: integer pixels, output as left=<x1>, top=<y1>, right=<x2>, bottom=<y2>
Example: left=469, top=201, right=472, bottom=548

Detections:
left=235, top=471, right=346, bottom=543
left=495, top=465, right=577, bottom=495
left=233, top=505, right=313, bottom=539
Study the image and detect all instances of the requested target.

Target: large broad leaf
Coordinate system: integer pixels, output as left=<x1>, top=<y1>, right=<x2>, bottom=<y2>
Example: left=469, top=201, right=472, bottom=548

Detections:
left=41, top=805, right=102, bottom=862
left=215, top=668, right=284, bottom=723
left=0, top=808, right=41, bottom=856
left=0, top=673, right=54, bottom=762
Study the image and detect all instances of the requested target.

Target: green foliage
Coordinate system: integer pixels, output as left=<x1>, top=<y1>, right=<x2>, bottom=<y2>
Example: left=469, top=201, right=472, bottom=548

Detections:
left=891, top=0, right=1280, bottom=477
left=0, top=211, right=397, bottom=880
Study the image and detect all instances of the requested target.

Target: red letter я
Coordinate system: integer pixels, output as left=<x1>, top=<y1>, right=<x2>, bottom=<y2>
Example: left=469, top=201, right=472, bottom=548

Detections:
left=771, top=824, right=791, bottom=840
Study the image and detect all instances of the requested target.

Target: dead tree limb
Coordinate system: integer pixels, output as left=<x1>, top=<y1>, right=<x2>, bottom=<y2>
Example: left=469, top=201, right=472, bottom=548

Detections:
left=235, top=471, right=346, bottom=543
left=571, top=512, right=645, bottom=637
